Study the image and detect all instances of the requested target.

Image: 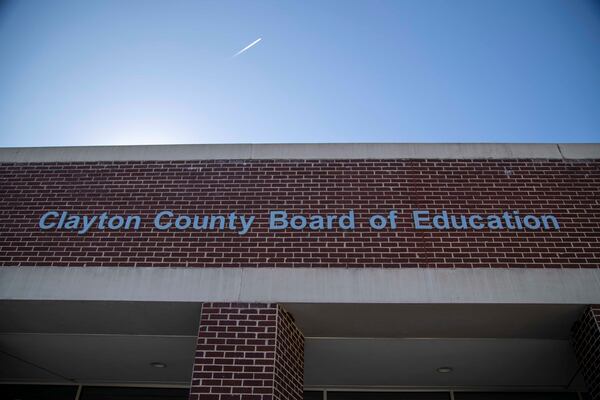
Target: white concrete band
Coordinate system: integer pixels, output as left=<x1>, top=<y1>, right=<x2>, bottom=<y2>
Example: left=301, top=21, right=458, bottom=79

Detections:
left=1, top=267, right=599, bottom=304
left=0, top=143, right=598, bottom=162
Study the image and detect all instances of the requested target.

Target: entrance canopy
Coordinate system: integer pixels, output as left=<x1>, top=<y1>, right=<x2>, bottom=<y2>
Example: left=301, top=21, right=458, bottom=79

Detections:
left=0, top=300, right=587, bottom=391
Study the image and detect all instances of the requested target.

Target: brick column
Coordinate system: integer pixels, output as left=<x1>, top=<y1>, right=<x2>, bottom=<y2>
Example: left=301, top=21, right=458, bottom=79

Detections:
left=189, top=303, right=304, bottom=400
left=571, top=305, right=600, bottom=399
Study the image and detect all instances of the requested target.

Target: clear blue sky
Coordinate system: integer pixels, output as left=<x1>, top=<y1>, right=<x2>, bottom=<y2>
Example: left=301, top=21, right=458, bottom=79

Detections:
left=1, top=0, right=599, bottom=146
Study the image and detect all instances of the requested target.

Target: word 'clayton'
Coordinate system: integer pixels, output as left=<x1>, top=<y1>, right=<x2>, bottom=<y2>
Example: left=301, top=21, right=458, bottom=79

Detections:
left=38, top=209, right=560, bottom=235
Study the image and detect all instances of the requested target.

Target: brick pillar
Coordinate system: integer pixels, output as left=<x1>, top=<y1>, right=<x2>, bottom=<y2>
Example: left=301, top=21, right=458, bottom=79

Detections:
left=189, top=303, right=304, bottom=400
left=571, top=305, right=600, bottom=399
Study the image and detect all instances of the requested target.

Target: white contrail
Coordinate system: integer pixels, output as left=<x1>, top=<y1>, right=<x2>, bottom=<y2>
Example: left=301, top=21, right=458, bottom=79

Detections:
left=233, top=37, right=262, bottom=58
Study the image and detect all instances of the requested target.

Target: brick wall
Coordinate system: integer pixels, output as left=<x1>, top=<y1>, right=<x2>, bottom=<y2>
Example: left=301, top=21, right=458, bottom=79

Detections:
left=571, top=305, right=600, bottom=399
left=274, top=307, right=304, bottom=400
left=189, top=303, right=303, bottom=400
left=0, top=159, right=599, bottom=268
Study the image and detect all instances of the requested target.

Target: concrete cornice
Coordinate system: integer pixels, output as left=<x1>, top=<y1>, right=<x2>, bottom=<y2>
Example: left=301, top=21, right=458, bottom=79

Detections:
left=1, top=267, right=599, bottom=304
left=0, top=143, right=599, bottom=162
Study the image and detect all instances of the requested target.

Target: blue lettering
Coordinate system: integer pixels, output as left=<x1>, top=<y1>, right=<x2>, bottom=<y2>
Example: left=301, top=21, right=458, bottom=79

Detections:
left=39, top=211, right=59, bottom=229
left=369, top=214, right=387, bottom=230
left=468, top=215, right=484, bottom=230
left=238, top=215, right=255, bottom=235
left=79, top=215, right=98, bottom=234
left=290, top=215, right=307, bottom=230
left=107, top=216, right=125, bottom=229
left=413, top=210, right=431, bottom=230
left=523, top=215, right=541, bottom=230
left=124, top=215, right=141, bottom=230
left=154, top=210, right=174, bottom=230
left=270, top=210, right=288, bottom=230
left=388, top=210, right=398, bottom=229
left=309, top=215, right=325, bottom=230
left=541, top=215, right=560, bottom=230
left=433, top=211, right=449, bottom=229
left=175, top=215, right=192, bottom=230
left=339, top=210, right=355, bottom=230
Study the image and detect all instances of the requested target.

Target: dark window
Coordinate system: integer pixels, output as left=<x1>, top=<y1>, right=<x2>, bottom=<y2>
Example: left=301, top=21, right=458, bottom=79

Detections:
left=454, top=393, right=579, bottom=400
left=79, top=386, right=189, bottom=400
left=327, top=392, right=450, bottom=400
left=0, top=384, right=78, bottom=400
left=304, top=391, right=324, bottom=400
left=304, top=390, right=323, bottom=400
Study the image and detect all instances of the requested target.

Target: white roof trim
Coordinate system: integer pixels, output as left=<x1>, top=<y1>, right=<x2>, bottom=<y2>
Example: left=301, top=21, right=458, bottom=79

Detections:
left=0, top=143, right=598, bottom=162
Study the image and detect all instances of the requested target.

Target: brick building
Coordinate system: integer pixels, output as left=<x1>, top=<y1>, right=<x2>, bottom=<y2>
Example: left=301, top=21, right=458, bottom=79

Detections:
left=0, top=143, right=599, bottom=400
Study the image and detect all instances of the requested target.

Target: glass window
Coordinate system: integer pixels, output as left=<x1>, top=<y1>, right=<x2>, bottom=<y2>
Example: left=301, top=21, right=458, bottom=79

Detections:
left=304, top=391, right=324, bottom=400
left=327, top=392, right=451, bottom=400
left=79, top=386, right=189, bottom=400
left=454, top=393, right=579, bottom=400
left=0, top=384, right=78, bottom=400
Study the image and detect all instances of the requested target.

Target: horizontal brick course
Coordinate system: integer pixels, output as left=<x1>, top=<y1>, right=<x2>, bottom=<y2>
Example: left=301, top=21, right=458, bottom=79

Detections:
left=0, top=159, right=599, bottom=268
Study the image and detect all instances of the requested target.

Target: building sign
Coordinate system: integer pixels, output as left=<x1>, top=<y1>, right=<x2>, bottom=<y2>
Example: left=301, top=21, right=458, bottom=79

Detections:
left=38, top=209, right=560, bottom=235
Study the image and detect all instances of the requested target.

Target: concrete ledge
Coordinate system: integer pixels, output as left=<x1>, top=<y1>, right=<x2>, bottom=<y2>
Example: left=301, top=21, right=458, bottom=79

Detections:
left=1, top=267, right=599, bottom=304
left=558, top=143, right=600, bottom=159
left=0, top=143, right=598, bottom=162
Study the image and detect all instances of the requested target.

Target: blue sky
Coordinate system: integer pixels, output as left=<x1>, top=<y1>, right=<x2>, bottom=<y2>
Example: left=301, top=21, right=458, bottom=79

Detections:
left=0, top=0, right=599, bottom=146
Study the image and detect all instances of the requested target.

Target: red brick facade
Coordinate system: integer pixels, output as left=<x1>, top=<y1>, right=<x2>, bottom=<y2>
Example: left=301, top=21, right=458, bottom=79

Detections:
left=571, top=305, right=600, bottom=399
left=0, top=159, right=599, bottom=268
left=189, top=303, right=303, bottom=400
left=273, top=307, right=304, bottom=400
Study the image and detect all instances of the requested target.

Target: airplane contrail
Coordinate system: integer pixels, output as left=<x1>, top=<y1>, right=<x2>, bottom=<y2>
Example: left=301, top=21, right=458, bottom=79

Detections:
left=233, top=37, right=262, bottom=58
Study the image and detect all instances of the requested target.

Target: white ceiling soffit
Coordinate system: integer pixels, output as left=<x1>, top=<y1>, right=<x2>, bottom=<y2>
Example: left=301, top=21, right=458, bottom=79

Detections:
left=0, top=300, right=202, bottom=336
left=0, top=300, right=200, bottom=386
left=0, top=334, right=194, bottom=385
left=283, top=303, right=586, bottom=340
left=304, top=338, right=585, bottom=390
